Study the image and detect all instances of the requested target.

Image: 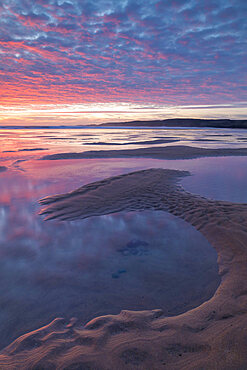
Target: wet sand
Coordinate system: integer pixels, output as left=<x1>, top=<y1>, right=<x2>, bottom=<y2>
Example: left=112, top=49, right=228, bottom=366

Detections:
left=0, top=168, right=247, bottom=369
left=85, top=139, right=179, bottom=146
left=41, top=145, right=247, bottom=160
left=2, top=148, right=47, bottom=153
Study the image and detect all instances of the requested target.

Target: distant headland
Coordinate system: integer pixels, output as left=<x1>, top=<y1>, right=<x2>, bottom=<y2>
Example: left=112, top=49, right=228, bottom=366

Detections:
left=1, top=118, right=247, bottom=130
left=101, top=118, right=247, bottom=129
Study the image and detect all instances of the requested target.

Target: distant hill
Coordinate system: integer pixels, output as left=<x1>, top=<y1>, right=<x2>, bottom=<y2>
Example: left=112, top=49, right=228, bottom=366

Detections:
left=101, top=118, right=247, bottom=129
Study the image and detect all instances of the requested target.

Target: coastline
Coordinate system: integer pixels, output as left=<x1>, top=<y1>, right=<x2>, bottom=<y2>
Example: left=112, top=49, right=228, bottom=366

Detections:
left=1, top=118, right=247, bottom=130
left=100, top=118, right=247, bottom=129
left=0, top=168, right=247, bottom=368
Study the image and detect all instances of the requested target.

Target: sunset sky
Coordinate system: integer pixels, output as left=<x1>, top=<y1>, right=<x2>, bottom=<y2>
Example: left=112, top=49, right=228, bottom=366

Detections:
left=0, top=0, right=246, bottom=125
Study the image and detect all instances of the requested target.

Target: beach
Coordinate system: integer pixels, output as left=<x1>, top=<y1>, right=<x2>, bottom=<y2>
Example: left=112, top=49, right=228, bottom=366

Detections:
left=1, top=0, right=247, bottom=366
left=0, top=128, right=247, bottom=369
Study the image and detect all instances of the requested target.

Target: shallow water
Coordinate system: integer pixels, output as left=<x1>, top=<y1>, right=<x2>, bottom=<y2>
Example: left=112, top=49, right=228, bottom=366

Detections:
left=181, top=156, right=247, bottom=203
left=1, top=127, right=247, bottom=166
left=1, top=127, right=247, bottom=203
left=8, top=154, right=247, bottom=203
left=0, top=127, right=246, bottom=349
left=0, top=190, right=220, bottom=350
left=0, top=162, right=221, bottom=350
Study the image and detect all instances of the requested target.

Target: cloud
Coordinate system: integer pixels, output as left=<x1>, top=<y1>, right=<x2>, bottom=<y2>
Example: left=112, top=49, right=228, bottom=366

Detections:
left=0, top=0, right=246, bottom=106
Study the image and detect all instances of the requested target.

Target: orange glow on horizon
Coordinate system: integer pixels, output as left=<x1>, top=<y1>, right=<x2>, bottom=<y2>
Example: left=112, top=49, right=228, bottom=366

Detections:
left=0, top=103, right=246, bottom=126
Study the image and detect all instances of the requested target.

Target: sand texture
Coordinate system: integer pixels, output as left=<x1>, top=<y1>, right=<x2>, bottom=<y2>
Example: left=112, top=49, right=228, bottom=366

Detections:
left=41, top=145, right=247, bottom=160
left=1, top=168, right=247, bottom=369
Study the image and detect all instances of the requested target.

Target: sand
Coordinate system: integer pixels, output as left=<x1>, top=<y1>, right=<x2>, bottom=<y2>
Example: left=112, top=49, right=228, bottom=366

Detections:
left=0, top=166, right=7, bottom=172
left=41, top=145, right=247, bottom=160
left=0, top=168, right=247, bottom=369
left=85, top=139, right=179, bottom=146
left=2, top=148, right=47, bottom=153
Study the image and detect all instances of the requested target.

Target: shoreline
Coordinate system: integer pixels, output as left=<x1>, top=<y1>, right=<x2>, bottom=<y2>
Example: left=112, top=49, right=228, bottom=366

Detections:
left=1, top=118, right=247, bottom=130
left=1, top=168, right=247, bottom=368
left=41, top=145, right=247, bottom=161
left=100, top=118, right=247, bottom=129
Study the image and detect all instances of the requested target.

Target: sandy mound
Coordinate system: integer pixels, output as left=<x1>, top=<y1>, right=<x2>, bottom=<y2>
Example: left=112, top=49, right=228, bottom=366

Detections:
left=0, top=166, right=7, bottom=172
left=1, top=168, right=247, bottom=369
left=41, top=145, right=247, bottom=161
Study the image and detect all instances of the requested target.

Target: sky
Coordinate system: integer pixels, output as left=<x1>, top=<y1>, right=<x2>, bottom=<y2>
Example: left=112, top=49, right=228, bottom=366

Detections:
left=0, top=0, right=246, bottom=125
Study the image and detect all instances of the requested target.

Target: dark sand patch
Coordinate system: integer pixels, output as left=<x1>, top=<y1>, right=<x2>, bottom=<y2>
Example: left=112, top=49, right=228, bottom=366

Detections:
left=85, top=139, right=178, bottom=146
left=12, top=160, right=27, bottom=168
left=76, top=134, right=99, bottom=137
left=19, top=148, right=48, bottom=152
left=0, top=166, right=7, bottom=172
left=3, top=148, right=47, bottom=153
left=208, top=134, right=233, bottom=137
left=194, top=139, right=220, bottom=142
left=12, top=160, right=27, bottom=164
left=41, top=145, right=247, bottom=161
left=155, top=136, right=179, bottom=139
left=51, top=137, right=77, bottom=140
left=0, top=169, right=246, bottom=369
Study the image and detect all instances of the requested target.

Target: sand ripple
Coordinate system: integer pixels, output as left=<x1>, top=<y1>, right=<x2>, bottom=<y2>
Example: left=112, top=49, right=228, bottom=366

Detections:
left=1, top=168, right=247, bottom=369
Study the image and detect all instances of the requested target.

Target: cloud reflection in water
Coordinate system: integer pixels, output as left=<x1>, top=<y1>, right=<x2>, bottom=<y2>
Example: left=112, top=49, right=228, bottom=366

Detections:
left=0, top=170, right=220, bottom=349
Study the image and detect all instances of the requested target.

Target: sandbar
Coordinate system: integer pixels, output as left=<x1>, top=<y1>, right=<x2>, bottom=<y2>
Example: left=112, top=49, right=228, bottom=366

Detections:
left=85, top=139, right=179, bottom=146
left=41, top=145, right=247, bottom=161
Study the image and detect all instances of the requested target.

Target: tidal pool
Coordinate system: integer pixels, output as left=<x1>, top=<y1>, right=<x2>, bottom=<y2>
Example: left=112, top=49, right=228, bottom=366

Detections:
left=0, top=168, right=220, bottom=350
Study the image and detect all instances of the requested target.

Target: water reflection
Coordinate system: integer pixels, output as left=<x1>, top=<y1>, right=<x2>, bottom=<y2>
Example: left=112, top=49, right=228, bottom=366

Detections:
left=1, top=127, right=247, bottom=167
left=0, top=169, right=220, bottom=350
left=1, top=127, right=246, bottom=350
left=14, top=154, right=247, bottom=204
left=181, top=156, right=247, bottom=203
